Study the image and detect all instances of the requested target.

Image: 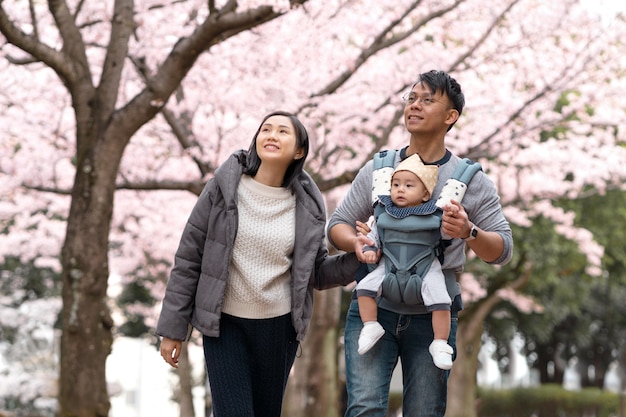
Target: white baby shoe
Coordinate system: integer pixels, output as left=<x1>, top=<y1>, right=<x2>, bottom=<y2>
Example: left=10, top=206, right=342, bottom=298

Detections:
left=358, top=322, right=385, bottom=355
left=429, top=339, right=453, bottom=370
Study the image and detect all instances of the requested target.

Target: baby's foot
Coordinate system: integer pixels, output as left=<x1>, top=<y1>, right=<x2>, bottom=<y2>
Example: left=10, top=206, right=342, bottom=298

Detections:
left=357, top=322, right=385, bottom=355
left=429, top=339, right=453, bottom=370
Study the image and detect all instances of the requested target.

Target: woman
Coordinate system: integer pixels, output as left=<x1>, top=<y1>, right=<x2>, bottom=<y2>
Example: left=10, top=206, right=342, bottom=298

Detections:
left=156, top=110, right=359, bottom=417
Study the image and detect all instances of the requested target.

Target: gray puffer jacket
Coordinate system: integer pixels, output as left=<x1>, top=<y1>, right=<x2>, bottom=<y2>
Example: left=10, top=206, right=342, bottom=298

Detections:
left=156, top=150, right=359, bottom=342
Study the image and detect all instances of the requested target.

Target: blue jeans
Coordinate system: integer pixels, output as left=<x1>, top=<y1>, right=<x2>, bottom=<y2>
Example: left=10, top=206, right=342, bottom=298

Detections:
left=344, top=299, right=458, bottom=417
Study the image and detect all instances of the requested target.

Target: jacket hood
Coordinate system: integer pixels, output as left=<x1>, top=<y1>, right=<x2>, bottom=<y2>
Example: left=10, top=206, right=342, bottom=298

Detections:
left=213, top=150, right=246, bottom=210
left=292, top=170, right=326, bottom=222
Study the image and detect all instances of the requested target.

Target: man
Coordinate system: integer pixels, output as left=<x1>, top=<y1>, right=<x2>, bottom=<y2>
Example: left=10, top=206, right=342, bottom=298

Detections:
left=328, top=70, right=513, bottom=417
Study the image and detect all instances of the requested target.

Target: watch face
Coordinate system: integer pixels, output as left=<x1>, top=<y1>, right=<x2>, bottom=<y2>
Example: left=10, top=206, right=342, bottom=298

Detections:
left=465, top=225, right=477, bottom=240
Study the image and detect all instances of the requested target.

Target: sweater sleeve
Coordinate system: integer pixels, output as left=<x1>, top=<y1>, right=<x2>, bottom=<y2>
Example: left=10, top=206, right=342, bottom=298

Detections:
left=435, top=159, right=513, bottom=269
left=464, top=171, right=513, bottom=266
left=326, top=161, right=376, bottom=249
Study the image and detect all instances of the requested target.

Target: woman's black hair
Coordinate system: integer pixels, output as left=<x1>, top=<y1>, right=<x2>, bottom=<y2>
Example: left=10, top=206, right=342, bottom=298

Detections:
left=415, top=70, right=465, bottom=131
left=243, top=110, right=310, bottom=188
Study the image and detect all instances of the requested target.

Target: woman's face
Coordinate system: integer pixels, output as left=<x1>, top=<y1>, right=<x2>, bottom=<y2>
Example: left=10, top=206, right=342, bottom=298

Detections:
left=255, top=115, right=304, bottom=168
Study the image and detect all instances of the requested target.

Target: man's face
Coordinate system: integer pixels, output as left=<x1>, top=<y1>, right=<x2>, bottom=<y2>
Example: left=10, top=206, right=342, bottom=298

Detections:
left=403, top=82, right=456, bottom=135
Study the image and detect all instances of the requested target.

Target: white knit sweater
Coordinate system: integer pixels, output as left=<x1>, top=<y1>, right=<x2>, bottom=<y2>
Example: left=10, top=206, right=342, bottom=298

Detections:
left=222, top=175, right=296, bottom=319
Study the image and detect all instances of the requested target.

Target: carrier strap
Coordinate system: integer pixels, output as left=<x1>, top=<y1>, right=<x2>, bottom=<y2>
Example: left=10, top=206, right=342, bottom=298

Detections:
left=451, top=158, right=482, bottom=185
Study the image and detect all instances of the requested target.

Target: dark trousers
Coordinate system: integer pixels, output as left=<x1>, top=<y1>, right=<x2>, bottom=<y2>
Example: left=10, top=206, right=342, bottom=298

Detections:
left=203, top=313, right=298, bottom=417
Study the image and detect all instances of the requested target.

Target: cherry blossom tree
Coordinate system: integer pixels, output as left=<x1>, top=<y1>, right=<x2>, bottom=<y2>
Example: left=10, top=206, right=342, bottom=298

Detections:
left=1, top=0, right=625, bottom=416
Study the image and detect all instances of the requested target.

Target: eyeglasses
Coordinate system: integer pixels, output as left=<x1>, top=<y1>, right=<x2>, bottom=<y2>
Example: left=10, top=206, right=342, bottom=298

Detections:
left=402, top=92, right=440, bottom=106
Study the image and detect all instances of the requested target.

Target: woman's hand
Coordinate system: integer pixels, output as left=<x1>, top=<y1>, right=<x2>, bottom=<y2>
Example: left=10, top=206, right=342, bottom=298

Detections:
left=361, top=249, right=379, bottom=264
left=354, top=220, right=380, bottom=263
left=160, top=337, right=182, bottom=369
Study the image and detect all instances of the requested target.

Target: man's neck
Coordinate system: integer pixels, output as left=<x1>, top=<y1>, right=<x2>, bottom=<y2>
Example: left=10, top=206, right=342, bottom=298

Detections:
left=406, top=135, right=446, bottom=163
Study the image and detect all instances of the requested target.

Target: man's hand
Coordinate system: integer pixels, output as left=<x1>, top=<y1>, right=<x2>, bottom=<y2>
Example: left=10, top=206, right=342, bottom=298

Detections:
left=441, top=200, right=471, bottom=239
left=355, top=219, right=371, bottom=236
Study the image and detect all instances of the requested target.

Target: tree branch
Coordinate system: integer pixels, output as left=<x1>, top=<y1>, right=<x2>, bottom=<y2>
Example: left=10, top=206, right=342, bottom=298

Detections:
left=109, top=2, right=300, bottom=144
left=129, top=55, right=214, bottom=178
left=47, top=0, right=90, bottom=86
left=0, top=3, right=70, bottom=80
left=25, top=179, right=206, bottom=196
left=117, top=179, right=206, bottom=195
left=310, top=0, right=466, bottom=98
left=98, top=0, right=134, bottom=118
left=462, top=261, right=533, bottom=338
left=448, top=0, right=523, bottom=73
left=462, top=4, right=609, bottom=161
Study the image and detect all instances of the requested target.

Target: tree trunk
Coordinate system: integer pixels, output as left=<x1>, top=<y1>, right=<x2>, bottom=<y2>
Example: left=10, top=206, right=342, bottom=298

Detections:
left=177, top=342, right=196, bottom=417
left=283, top=288, right=343, bottom=417
left=446, top=316, right=482, bottom=417
left=58, top=147, right=118, bottom=417
left=535, top=343, right=565, bottom=384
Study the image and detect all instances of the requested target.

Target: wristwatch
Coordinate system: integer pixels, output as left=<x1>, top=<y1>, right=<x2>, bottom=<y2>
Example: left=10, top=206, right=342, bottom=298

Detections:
left=464, top=224, right=478, bottom=241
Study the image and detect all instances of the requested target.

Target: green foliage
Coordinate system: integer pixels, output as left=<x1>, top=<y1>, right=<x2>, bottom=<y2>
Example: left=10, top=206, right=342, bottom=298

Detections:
left=116, top=281, right=154, bottom=305
left=117, top=315, right=151, bottom=337
left=0, top=256, right=61, bottom=303
left=0, top=396, right=54, bottom=417
left=114, top=258, right=167, bottom=339
left=477, top=384, right=620, bottom=417
left=483, top=190, right=626, bottom=386
left=480, top=215, right=593, bottom=377
left=552, top=89, right=579, bottom=114
left=554, top=189, right=626, bottom=385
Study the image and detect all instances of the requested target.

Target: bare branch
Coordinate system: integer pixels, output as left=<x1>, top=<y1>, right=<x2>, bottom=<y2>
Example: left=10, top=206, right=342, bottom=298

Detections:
left=129, top=56, right=214, bottom=178
left=5, top=54, right=38, bottom=65
left=117, top=179, right=206, bottom=195
left=21, top=184, right=70, bottom=195
left=0, top=4, right=69, bottom=77
left=160, top=105, right=215, bottom=177
left=464, top=20, right=606, bottom=161
left=28, top=0, right=39, bottom=40
left=25, top=179, right=206, bottom=196
left=461, top=261, right=533, bottom=337
left=448, top=0, right=523, bottom=73
left=110, top=3, right=299, bottom=143
left=47, top=0, right=90, bottom=85
left=98, top=0, right=134, bottom=118
left=310, top=0, right=466, bottom=98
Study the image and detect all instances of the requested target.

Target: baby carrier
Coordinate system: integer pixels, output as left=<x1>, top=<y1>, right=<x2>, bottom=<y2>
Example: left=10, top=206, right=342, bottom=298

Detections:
left=370, top=150, right=482, bottom=304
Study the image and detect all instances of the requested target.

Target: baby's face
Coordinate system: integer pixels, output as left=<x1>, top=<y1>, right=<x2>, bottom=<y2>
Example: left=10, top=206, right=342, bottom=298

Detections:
left=390, top=171, right=429, bottom=208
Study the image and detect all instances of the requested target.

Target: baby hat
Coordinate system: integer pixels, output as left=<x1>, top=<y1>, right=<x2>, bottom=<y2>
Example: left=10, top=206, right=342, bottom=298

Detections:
left=392, top=154, right=438, bottom=197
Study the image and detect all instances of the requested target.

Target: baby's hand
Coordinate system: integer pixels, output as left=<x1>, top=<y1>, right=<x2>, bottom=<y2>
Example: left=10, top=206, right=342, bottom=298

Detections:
left=441, top=199, right=471, bottom=239
left=442, top=201, right=461, bottom=218
left=361, top=248, right=379, bottom=264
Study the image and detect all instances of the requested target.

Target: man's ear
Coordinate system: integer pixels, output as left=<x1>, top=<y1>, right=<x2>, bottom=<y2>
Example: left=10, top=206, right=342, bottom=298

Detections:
left=445, top=109, right=459, bottom=127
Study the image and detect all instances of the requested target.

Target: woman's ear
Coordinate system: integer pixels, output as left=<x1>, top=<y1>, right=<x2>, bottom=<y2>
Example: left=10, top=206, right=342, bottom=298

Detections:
left=294, top=149, right=305, bottom=160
